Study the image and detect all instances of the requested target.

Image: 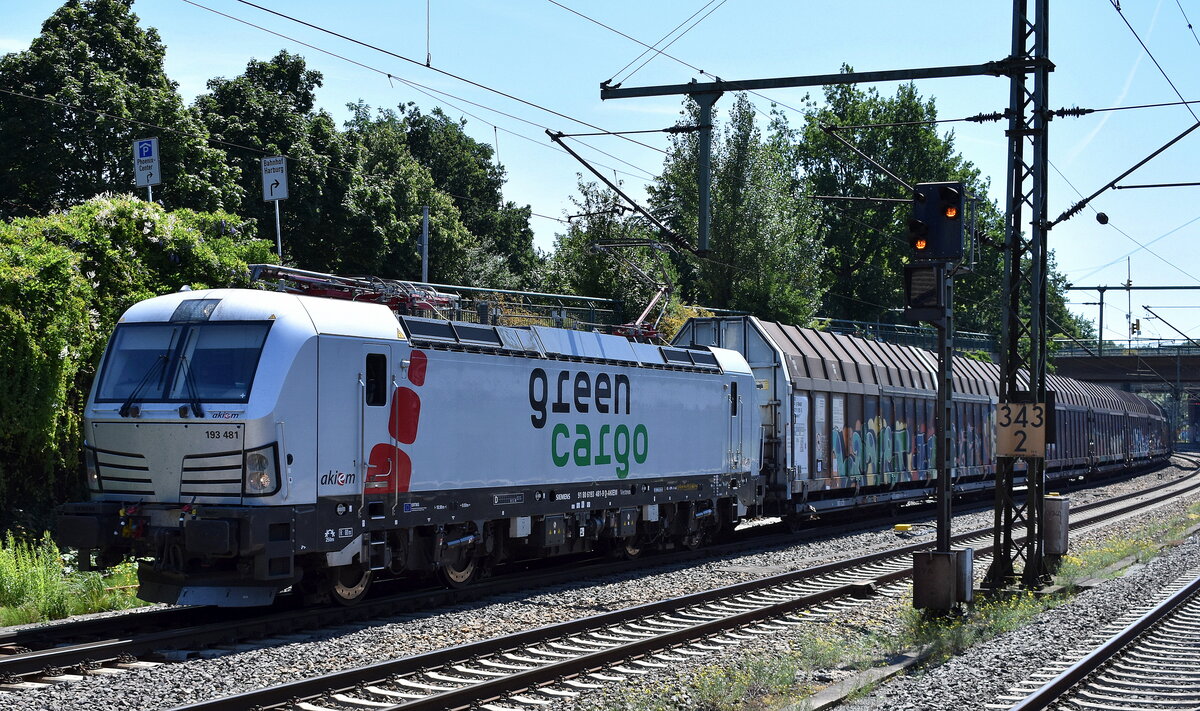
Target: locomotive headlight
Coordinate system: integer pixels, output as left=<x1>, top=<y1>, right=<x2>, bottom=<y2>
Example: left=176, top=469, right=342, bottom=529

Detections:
left=85, top=448, right=100, bottom=490
left=242, top=444, right=279, bottom=496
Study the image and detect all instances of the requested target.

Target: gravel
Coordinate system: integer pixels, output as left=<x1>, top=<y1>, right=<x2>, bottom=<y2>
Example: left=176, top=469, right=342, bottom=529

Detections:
left=6, top=463, right=1195, bottom=711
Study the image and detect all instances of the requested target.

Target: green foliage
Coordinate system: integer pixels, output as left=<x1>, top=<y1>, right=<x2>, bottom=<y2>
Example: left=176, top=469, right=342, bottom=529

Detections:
left=0, top=194, right=273, bottom=520
left=340, top=103, right=517, bottom=287
left=599, top=655, right=805, bottom=711
left=1055, top=503, right=1200, bottom=588
left=796, top=74, right=986, bottom=326
left=897, top=592, right=1060, bottom=662
left=192, top=55, right=523, bottom=287
left=0, top=232, right=94, bottom=516
left=0, top=531, right=143, bottom=625
left=0, top=0, right=240, bottom=218
left=649, top=94, right=826, bottom=324
left=541, top=181, right=669, bottom=316
left=400, top=104, right=540, bottom=285
left=194, top=50, right=352, bottom=271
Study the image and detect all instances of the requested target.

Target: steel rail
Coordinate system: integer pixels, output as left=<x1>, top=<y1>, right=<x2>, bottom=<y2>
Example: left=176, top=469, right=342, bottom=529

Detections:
left=169, top=462, right=1200, bottom=711
left=1009, top=571, right=1200, bottom=710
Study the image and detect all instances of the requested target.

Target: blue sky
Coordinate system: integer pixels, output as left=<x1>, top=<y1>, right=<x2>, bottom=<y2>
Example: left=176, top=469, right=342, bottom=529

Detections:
left=6, top=1, right=1200, bottom=343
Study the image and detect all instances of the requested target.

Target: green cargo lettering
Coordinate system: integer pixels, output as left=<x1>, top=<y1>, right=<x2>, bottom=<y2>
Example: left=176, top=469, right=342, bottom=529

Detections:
left=549, top=423, right=647, bottom=478
left=551, top=423, right=570, bottom=467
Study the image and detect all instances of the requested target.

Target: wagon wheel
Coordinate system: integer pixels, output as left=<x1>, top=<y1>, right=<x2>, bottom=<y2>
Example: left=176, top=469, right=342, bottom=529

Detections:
left=330, top=564, right=373, bottom=606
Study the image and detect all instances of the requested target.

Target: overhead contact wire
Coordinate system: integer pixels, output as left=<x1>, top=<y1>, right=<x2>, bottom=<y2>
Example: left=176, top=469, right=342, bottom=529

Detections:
left=178, top=0, right=658, bottom=181
left=1111, top=0, right=1200, bottom=121
left=231, top=0, right=665, bottom=154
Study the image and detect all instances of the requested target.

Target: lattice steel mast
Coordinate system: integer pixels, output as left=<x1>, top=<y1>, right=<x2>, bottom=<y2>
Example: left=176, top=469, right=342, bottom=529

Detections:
left=983, top=0, right=1053, bottom=591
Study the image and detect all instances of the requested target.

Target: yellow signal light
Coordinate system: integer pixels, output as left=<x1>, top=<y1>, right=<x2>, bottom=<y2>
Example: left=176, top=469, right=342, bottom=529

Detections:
left=944, top=205, right=959, bottom=219
left=914, top=237, right=928, bottom=250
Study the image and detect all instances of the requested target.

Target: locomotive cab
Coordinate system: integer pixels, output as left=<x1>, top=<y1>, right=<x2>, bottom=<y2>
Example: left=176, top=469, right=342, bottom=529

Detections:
left=54, top=288, right=383, bottom=606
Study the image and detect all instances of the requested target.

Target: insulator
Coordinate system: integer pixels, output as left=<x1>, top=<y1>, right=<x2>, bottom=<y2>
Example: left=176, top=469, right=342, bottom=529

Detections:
left=965, top=111, right=1006, bottom=123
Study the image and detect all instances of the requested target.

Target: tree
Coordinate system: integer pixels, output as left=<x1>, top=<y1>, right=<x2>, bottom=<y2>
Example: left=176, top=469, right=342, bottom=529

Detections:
left=339, top=103, right=516, bottom=287
left=0, top=0, right=239, bottom=218
left=649, top=94, right=826, bottom=323
left=0, top=195, right=274, bottom=528
left=194, top=50, right=352, bottom=271
left=795, top=77, right=970, bottom=324
left=400, top=105, right=539, bottom=285
left=794, top=73, right=1086, bottom=340
left=542, top=180, right=670, bottom=320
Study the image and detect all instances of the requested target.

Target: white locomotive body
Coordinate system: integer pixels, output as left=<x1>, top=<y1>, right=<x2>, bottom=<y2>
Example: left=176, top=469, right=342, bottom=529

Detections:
left=56, top=284, right=762, bottom=605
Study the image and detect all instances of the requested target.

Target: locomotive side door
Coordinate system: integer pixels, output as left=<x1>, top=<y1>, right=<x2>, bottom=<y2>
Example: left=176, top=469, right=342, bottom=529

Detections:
left=360, top=343, right=397, bottom=512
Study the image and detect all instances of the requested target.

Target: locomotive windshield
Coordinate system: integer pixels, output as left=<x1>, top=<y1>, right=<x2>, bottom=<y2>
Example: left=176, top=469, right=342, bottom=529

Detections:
left=95, top=321, right=272, bottom=404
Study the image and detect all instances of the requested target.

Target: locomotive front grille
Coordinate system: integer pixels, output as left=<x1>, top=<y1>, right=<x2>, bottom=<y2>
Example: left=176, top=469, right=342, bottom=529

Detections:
left=95, top=449, right=154, bottom=496
left=180, top=451, right=244, bottom=499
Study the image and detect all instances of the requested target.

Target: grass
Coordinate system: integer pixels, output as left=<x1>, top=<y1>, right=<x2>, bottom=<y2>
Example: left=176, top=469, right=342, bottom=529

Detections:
left=895, top=591, right=1061, bottom=663
left=0, top=531, right=145, bottom=625
left=592, top=504, right=1200, bottom=711
left=1055, top=501, right=1200, bottom=589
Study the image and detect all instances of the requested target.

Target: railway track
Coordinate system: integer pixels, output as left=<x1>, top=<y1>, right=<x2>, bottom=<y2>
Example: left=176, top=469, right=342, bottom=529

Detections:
left=0, top=490, right=996, bottom=687
left=999, top=568, right=1200, bottom=710
left=164, top=464, right=1200, bottom=711
left=3, top=460, right=1190, bottom=695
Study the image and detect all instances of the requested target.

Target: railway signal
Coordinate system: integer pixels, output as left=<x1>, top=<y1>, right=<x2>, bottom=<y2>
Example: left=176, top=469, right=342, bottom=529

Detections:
left=907, top=182, right=965, bottom=262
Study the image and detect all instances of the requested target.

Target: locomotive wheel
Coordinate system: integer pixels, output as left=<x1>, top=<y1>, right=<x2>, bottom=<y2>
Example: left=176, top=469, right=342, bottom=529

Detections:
left=602, top=536, right=642, bottom=560
left=622, top=537, right=642, bottom=559
left=682, top=530, right=707, bottom=551
left=439, top=554, right=479, bottom=588
left=330, top=564, right=373, bottom=606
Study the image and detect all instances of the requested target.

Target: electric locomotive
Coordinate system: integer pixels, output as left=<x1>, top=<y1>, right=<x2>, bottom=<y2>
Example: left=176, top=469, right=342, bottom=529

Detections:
left=56, top=268, right=761, bottom=605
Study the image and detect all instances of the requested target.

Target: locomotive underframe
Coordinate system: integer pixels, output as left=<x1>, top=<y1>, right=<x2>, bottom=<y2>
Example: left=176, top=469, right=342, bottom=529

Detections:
left=57, top=471, right=765, bottom=606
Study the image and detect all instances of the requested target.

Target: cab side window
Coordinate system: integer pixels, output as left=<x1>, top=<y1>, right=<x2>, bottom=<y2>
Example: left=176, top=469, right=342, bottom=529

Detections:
left=365, top=353, right=387, bottom=406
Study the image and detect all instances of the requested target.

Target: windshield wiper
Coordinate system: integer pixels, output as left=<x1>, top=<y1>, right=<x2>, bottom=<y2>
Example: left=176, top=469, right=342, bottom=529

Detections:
left=178, top=355, right=205, bottom=418
left=119, top=354, right=168, bottom=417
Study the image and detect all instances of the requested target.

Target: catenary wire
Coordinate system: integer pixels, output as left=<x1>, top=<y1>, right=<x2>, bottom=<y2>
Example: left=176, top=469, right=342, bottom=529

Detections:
left=229, top=0, right=666, bottom=155
left=605, top=0, right=721, bottom=85
left=545, top=0, right=706, bottom=79
left=1110, top=0, right=1200, bottom=121
left=178, top=0, right=659, bottom=182
left=1177, top=0, right=1200, bottom=51
left=1048, top=158, right=1200, bottom=285
left=618, top=0, right=729, bottom=85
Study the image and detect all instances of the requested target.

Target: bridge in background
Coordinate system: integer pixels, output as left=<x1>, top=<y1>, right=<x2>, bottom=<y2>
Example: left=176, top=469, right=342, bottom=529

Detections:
left=1052, top=342, right=1199, bottom=444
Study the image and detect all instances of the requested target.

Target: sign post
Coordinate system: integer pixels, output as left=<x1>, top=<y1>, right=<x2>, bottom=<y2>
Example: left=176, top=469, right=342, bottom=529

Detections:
left=261, top=156, right=288, bottom=259
left=133, top=138, right=161, bottom=202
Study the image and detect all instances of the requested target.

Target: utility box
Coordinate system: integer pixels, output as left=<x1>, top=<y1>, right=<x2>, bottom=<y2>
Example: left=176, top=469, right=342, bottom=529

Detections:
left=1044, top=495, right=1069, bottom=556
left=914, top=549, right=974, bottom=610
left=913, top=551, right=957, bottom=610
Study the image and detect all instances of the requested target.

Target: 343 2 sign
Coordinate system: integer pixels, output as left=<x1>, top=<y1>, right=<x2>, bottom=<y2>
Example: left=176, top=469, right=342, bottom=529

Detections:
left=996, top=402, right=1047, bottom=458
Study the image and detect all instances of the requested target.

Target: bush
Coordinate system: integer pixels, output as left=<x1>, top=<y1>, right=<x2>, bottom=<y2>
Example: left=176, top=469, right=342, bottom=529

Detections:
left=0, top=194, right=275, bottom=525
